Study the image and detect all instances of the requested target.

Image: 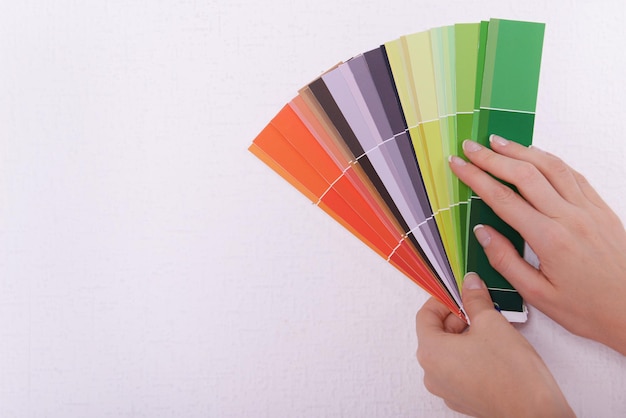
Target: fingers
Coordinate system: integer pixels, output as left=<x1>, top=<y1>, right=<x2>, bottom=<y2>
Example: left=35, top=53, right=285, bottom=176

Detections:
left=415, top=298, right=450, bottom=368
left=489, top=135, right=589, bottom=207
left=444, top=399, right=476, bottom=417
left=442, top=310, right=467, bottom=334
left=460, top=273, right=498, bottom=321
left=416, top=297, right=452, bottom=337
left=461, top=139, right=571, bottom=217
left=570, top=167, right=611, bottom=210
left=449, top=155, right=551, bottom=244
left=416, top=298, right=467, bottom=345
left=460, top=136, right=607, bottom=214
left=472, top=224, right=556, bottom=310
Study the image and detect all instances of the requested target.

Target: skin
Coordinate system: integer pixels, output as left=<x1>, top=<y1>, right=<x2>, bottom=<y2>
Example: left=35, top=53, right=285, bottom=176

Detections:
left=416, top=274, right=574, bottom=417
left=416, top=135, right=626, bottom=416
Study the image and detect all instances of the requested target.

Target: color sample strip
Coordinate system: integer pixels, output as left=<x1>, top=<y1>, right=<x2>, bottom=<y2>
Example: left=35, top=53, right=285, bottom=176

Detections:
left=296, top=82, right=461, bottom=311
left=384, top=35, right=463, bottom=305
left=307, top=77, right=413, bottom=243
left=313, top=67, right=458, bottom=298
left=250, top=19, right=544, bottom=324
left=431, top=25, right=464, bottom=288
left=357, top=48, right=460, bottom=306
left=467, top=19, right=545, bottom=321
left=295, top=84, right=442, bottom=282
left=250, top=105, right=461, bottom=315
left=331, top=61, right=457, bottom=291
left=291, top=91, right=429, bottom=276
left=400, top=30, right=463, bottom=283
left=289, top=96, right=400, bottom=239
left=454, top=23, right=481, bottom=264
left=470, top=21, right=490, bottom=143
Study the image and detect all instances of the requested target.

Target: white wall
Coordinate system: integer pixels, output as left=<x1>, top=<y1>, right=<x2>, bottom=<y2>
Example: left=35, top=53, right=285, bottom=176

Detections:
left=2, top=0, right=626, bottom=416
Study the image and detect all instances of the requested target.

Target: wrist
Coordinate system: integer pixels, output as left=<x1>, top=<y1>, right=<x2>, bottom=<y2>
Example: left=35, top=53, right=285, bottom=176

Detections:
left=591, top=300, right=626, bottom=356
left=499, top=362, right=575, bottom=418
left=520, top=386, right=574, bottom=418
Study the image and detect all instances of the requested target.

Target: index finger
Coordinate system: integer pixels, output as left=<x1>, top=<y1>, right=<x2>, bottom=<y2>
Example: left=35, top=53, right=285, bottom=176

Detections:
left=449, top=155, right=553, bottom=246
left=416, top=297, right=455, bottom=339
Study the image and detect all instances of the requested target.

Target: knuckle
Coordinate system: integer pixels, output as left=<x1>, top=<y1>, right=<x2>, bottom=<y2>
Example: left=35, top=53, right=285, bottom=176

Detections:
left=444, top=400, right=463, bottom=414
left=574, top=171, right=591, bottom=188
left=422, top=374, right=438, bottom=395
left=521, top=277, right=546, bottom=302
left=560, top=209, right=594, bottom=236
left=512, top=161, right=541, bottom=186
left=540, top=225, right=570, bottom=251
left=488, top=182, right=516, bottom=205
left=416, top=345, right=429, bottom=367
left=479, top=148, right=500, bottom=167
left=489, top=247, right=514, bottom=276
left=544, top=154, right=570, bottom=177
left=415, top=309, right=422, bottom=324
left=570, top=217, right=593, bottom=235
left=573, top=170, right=586, bottom=183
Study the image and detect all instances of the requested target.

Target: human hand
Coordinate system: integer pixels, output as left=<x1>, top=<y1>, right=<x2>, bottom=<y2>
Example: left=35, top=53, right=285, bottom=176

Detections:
left=416, top=273, right=574, bottom=418
left=449, top=136, right=626, bottom=355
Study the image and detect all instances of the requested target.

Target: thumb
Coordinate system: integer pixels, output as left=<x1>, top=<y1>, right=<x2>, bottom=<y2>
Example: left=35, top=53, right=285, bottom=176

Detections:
left=462, top=272, right=496, bottom=322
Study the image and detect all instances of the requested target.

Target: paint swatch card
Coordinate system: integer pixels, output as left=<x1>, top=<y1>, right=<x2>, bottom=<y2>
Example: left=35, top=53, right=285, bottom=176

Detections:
left=250, top=19, right=545, bottom=322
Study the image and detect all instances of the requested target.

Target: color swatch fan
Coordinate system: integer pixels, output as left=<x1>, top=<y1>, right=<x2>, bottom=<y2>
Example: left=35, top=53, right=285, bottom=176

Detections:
left=250, top=19, right=545, bottom=322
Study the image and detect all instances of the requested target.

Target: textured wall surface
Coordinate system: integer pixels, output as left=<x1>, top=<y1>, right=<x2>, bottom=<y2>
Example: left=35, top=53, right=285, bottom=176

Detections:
left=2, top=1, right=626, bottom=417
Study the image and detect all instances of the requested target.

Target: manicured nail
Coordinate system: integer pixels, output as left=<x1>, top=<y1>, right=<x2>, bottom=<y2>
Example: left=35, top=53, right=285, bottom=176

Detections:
left=489, top=134, right=508, bottom=147
left=462, top=139, right=482, bottom=153
left=448, top=155, right=466, bottom=166
left=473, top=224, right=491, bottom=247
left=463, top=272, right=485, bottom=290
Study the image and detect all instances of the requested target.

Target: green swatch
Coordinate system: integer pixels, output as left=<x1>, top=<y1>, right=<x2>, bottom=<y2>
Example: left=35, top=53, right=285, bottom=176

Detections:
left=467, top=19, right=545, bottom=319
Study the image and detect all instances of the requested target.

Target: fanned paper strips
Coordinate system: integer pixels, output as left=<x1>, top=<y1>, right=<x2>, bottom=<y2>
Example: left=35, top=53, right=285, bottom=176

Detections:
left=249, top=19, right=545, bottom=322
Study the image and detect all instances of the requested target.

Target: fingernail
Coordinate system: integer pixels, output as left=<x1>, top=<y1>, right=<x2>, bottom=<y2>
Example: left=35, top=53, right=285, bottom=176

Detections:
left=463, top=272, right=485, bottom=290
left=489, top=134, right=508, bottom=147
left=462, top=139, right=482, bottom=153
left=473, top=224, right=491, bottom=247
left=448, top=155, right=466, bottom=166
